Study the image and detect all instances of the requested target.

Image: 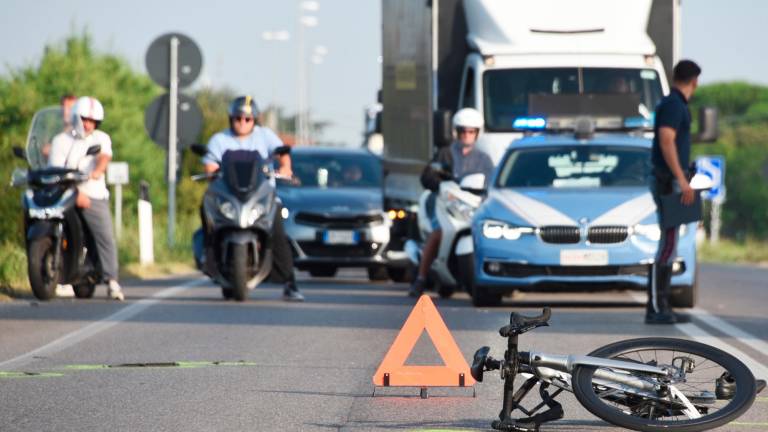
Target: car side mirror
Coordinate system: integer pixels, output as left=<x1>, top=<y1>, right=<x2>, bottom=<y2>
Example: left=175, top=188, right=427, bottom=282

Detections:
left=694, top=106, right=718, bottom=143
left=12, top=146, right=26, bottom=160
left=86, top=145, right=101, bottom=156
left=433, top=109, right=453, bottom=148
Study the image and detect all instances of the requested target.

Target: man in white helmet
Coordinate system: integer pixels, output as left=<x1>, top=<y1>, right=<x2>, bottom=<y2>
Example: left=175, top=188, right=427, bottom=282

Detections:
left=409, top=107, right=494, bottom=297
left=48, top=96, right=124, bottom=301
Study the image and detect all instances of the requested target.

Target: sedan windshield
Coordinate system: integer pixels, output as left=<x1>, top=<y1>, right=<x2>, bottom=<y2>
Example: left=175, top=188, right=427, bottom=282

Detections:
left=483, top=68, right=663, bottom=131
left=497, top=145, right=650, bottom=188
left=290, top=153, right=382, bottom=188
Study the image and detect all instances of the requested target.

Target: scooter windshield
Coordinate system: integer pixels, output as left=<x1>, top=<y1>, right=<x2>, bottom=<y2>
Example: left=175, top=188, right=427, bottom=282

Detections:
left=220, top=150, right=267, bottom=198
left=26, top=106, right=66, bottom=170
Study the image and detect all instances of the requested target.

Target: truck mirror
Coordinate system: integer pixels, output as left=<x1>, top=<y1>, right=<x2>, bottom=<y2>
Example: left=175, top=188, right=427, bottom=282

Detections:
left=694, top=106, right=718, bottom=143
left=433, top=110, right=453, bottom=148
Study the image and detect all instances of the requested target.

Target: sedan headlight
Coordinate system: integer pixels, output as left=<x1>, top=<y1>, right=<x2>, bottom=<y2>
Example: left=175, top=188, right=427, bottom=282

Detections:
left=482, top=220, right=534, bottom=240
left=218, top=199, right=237, bottom=220
left=633, top=223, right=661, bottom=241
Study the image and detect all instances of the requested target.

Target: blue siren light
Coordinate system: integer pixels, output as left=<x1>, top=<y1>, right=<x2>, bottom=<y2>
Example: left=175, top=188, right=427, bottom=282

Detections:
left=513, top=117, right=547, bottom=129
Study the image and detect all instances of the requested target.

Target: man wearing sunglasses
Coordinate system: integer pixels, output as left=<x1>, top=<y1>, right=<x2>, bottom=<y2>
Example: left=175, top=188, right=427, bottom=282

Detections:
left=202, top=96, right=304, bottom=301
left=409, top=107, right=494, bottom=297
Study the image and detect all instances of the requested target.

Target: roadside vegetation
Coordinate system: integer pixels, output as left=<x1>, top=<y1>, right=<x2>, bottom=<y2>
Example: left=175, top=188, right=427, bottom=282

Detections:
left=1, top=34, right=767, bottom=297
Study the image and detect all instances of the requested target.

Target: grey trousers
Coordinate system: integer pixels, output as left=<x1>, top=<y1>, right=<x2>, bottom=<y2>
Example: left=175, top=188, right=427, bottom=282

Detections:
left=80, top=198, right=119, bottom=281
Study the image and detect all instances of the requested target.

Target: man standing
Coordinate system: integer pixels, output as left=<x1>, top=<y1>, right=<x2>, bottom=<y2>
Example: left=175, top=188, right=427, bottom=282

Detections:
left=646, top=60, right=701, bottom=324
left=202, top=96, right=304, bottom=302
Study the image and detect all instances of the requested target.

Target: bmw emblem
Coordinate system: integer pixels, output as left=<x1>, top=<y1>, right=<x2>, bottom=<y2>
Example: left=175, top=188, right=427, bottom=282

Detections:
left=579, top=217, right=589, bottom=225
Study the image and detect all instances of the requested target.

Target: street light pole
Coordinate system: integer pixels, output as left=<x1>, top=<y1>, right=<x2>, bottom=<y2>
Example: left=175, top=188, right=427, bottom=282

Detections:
left=297, top=1, right=319, bottom=146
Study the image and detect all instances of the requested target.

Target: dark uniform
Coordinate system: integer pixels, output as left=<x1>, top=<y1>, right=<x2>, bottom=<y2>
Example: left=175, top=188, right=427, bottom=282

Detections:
left=647, top=87, right=692, bottom=323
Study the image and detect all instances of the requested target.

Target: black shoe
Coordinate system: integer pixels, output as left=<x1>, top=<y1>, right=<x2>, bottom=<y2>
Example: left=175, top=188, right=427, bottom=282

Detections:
left=282, top=282, right=305, bottom=302
left=408, top=278, right=426, bottom=298
left=645, top=310, right=677, bottom=325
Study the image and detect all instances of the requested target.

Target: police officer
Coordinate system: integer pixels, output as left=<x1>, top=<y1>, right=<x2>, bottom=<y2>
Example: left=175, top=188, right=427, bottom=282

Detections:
left=202, top=96, right=304, bottom=301
left=646, top=60, right=701, bottom=324
left=408, top=108, right=494, bottom=297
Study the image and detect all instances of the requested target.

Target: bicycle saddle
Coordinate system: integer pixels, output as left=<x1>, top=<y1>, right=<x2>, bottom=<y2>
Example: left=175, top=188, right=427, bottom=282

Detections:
left=499, top=307, right=552, bottom=337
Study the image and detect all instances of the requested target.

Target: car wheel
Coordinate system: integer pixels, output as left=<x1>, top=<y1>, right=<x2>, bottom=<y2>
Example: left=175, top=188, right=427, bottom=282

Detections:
left=386, top=266, right=413, bottom=283
left=367, top=266, right=389, bottom=281
left=309, top=267, right=337, bottom=278
left=671, top=266, right=698, bottom=308
left=471, top=284, right=502, bottom=307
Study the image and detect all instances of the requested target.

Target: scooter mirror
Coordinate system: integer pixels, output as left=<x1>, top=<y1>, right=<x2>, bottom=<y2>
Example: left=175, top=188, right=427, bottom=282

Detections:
left=12, top=146, right=26, bottom=160
left=273, top=145, right=292, bottom=156
left=190, top=144, right=208, bottom=157
left=86, top=145, right=101, bottom=156
left=460, top=173, right=486, bottom=191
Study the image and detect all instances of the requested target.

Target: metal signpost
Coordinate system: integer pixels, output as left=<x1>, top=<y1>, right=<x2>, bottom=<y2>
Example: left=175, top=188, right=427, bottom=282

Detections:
left=696, top=155, right=726, bottom=243
left=106, top=162, right=129, bottom=239
left=145, top=33, right=203, bottom=246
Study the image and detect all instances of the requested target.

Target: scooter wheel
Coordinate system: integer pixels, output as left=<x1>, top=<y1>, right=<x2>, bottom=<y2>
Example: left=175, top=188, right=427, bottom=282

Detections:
left=73, top=284, right=96, bottom=299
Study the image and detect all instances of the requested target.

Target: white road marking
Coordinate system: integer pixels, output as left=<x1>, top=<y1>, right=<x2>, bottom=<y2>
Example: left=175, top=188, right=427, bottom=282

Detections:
left=0, top=279, right=206, bottom=371
left=629, top=292, right=768, bottom=379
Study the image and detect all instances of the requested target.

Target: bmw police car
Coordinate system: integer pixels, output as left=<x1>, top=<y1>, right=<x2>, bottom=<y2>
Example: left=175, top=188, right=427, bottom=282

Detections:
left=470, top=121, right=697, bottom=307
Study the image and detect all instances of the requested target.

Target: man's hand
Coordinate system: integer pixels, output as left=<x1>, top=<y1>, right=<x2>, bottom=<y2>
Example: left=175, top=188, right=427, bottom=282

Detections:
left=76, top=193, right=91, bottom=209
left=680, top=181, right=695, bottom=206
left=90, top=170, right=104, bottom=180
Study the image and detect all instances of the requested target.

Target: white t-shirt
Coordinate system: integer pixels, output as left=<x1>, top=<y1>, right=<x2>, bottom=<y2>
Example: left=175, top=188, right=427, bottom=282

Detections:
left=48, top=130, right=113, bottom=200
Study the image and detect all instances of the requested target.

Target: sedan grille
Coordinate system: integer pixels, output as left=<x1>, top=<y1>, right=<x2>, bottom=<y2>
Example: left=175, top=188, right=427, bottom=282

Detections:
left=294, top=212, right=383, bottom=228
left=539, top=226, right=580, bottom=244
left=588, top=226, right=629, bottom=244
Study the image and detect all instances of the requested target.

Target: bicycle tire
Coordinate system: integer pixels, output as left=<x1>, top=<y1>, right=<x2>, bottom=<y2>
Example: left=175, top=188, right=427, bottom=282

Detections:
left=572, top=337, right=756, bottom=432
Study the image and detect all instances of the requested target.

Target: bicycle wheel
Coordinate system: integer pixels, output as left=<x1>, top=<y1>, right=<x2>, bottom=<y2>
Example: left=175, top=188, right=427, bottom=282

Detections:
left=572, top=338, right=756, bottom=432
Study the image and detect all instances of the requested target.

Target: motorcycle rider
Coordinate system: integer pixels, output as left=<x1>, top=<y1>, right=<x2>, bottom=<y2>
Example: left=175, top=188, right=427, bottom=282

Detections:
left=48, top=96, right=124, bottom=301
left=408, top=107, right=494, bottom=297
left=202, top=95, right=304, bottom=302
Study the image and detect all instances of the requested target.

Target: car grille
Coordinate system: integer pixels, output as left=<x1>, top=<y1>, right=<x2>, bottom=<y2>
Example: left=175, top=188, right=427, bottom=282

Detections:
left=539, top=226, right=580, bottom=244
left=484, top=262, right=649, bottom=278
left=588, top=226, right=629, bottom=244
left=294, top=212, right=383, bottom=228
left=297, top=241, right=380, bottom=258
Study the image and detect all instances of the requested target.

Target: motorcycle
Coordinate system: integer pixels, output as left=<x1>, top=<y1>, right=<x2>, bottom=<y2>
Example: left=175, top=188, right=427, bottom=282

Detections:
left=405, top=164, right=486, bottom=298
left=190, top=144, right=290, bottom=301
left=11, top=106, right=104, bottom=300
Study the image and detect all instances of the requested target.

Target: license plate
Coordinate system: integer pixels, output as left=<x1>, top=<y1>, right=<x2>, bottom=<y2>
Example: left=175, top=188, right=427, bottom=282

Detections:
left=323, top=230, right=358, bottom=245
left=560, top=249, right=608, bottom=266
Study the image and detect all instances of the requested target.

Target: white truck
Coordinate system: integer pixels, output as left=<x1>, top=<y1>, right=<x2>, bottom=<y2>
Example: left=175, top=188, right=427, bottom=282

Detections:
left=381, top=0, right=697, bottom=205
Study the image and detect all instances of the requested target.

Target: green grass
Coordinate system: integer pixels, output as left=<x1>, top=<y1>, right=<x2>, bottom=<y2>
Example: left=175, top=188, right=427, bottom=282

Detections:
left=698, top=238, right=768, bottom=266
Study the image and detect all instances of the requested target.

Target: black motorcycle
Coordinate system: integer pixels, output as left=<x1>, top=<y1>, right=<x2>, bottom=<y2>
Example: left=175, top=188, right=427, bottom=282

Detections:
left=191, top=145, right=290, bottom=301
left=11, top=107, right=104, bottom=300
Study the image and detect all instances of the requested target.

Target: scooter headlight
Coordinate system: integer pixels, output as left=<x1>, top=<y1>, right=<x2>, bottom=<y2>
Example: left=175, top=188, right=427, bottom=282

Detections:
left=446, top=199, right=475, bottom=222
left=218, top=199, right=237, bottom=220
left=482, top=220, right=534, bottom=240
left=633, top=223, right=661, bottom=241
left=247, top=203, right=266, bottom=225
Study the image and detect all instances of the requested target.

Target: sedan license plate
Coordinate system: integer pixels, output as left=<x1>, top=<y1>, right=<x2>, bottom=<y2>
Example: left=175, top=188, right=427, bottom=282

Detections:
left=560, top=249, right=608, bottom=266
left=323, top=230, right=358, bottom=245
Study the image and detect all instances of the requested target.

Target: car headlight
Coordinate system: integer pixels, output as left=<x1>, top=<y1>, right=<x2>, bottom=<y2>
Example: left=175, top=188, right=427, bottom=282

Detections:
left=281, top=207, right=290, bottom=220
left=246, top=203, right=267, bottom=225
left=482, top=220, right=534, bottom=240
left=218, top=199, right=237, bottom=220
left=633, top=223, right=661, bottom=241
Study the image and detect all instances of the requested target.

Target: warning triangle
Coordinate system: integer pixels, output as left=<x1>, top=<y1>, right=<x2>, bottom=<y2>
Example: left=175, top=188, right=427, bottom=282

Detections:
left=372, top=295, right=475, bottom=387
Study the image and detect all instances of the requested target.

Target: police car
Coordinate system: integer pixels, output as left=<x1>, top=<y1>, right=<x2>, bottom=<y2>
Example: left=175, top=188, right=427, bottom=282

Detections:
left=469, top=120, right=697, bottom=307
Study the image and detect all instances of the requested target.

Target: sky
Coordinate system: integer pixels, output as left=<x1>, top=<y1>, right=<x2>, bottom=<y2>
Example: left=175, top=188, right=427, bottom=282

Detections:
left=1, top=0, right=766, bottom=147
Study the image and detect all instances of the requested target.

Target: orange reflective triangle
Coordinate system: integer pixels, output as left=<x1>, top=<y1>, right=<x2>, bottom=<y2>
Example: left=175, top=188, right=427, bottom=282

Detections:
left=372, top=295, right=475, bottom=387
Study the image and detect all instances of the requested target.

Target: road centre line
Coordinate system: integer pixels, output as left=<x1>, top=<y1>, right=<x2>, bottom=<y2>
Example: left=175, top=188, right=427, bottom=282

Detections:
left=0, top=279, right=205, bottom=371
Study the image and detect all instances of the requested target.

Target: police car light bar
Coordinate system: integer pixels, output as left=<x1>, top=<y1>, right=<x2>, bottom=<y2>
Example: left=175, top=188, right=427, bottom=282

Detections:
left=512, top=117, right=547, bottom=130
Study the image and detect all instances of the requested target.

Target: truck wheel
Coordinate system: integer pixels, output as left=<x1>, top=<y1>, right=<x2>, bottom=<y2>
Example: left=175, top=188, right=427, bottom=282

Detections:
left=73, top=284, right=96, bottom=299
left=367, top=266, right=389, bottom=281
left=387, top=266, right=413, bottom=283
left=671, top=267, right=698, bottom=308
left=230, top=243, right=249, bottom=302
left=471, top=284, right=502, bottom=307
left=28, top=237, right=59, bottom=301
left=309, top=267, right=337, bottom=278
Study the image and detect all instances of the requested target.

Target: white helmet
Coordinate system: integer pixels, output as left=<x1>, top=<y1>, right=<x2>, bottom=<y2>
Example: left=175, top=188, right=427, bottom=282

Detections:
left=452, top=107, right=483, bottom=130
left=71, top=96, right=104, bottom=137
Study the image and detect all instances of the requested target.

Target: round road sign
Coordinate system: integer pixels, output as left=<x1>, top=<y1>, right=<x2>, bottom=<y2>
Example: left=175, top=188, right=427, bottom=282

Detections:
left=146, top=33, right=203, bottom=88
left=144, top=93, right=203, bottom=148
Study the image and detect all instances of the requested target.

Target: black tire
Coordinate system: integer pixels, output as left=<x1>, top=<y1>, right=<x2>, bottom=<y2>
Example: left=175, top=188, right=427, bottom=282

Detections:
left=367, top=266, right=389, bottom=281
left=309, top=267, right=337, bottom=278
left=671, top=267, right=698, bottom=308
left=230, top=243, right=249, bottom=302
left=470, top=284, right=502, bottom=307
left=73, top=284, right=96, bottom=299
left=572, top=338, right=756, bottom=432
left=386, top=266, right=412, bottom=283
left=456, top=253, right=475, bottom=292
left=28, top=237, right=58, bottom=301
left=221, top=287, right=234, bottom=299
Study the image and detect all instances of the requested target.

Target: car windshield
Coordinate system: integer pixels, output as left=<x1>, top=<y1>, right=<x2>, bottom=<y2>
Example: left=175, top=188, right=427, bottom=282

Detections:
left=483, top=68, right=663, bottom=131
left=289, top=153, right=382, bottom=188
left=496, top=145, right=650, bottom=188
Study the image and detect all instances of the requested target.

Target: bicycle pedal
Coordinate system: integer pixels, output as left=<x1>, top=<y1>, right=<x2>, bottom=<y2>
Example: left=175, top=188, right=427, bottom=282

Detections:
left=491, top=419, right=538, bottom=432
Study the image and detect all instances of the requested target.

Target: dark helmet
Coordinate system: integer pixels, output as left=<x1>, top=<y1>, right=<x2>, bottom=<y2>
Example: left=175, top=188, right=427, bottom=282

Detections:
left=228, top=95, right=259, bottom=118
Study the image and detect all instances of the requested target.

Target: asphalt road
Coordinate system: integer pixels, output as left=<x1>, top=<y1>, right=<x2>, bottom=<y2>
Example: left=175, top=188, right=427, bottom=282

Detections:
left=0, top=263, right=766, bottom=431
